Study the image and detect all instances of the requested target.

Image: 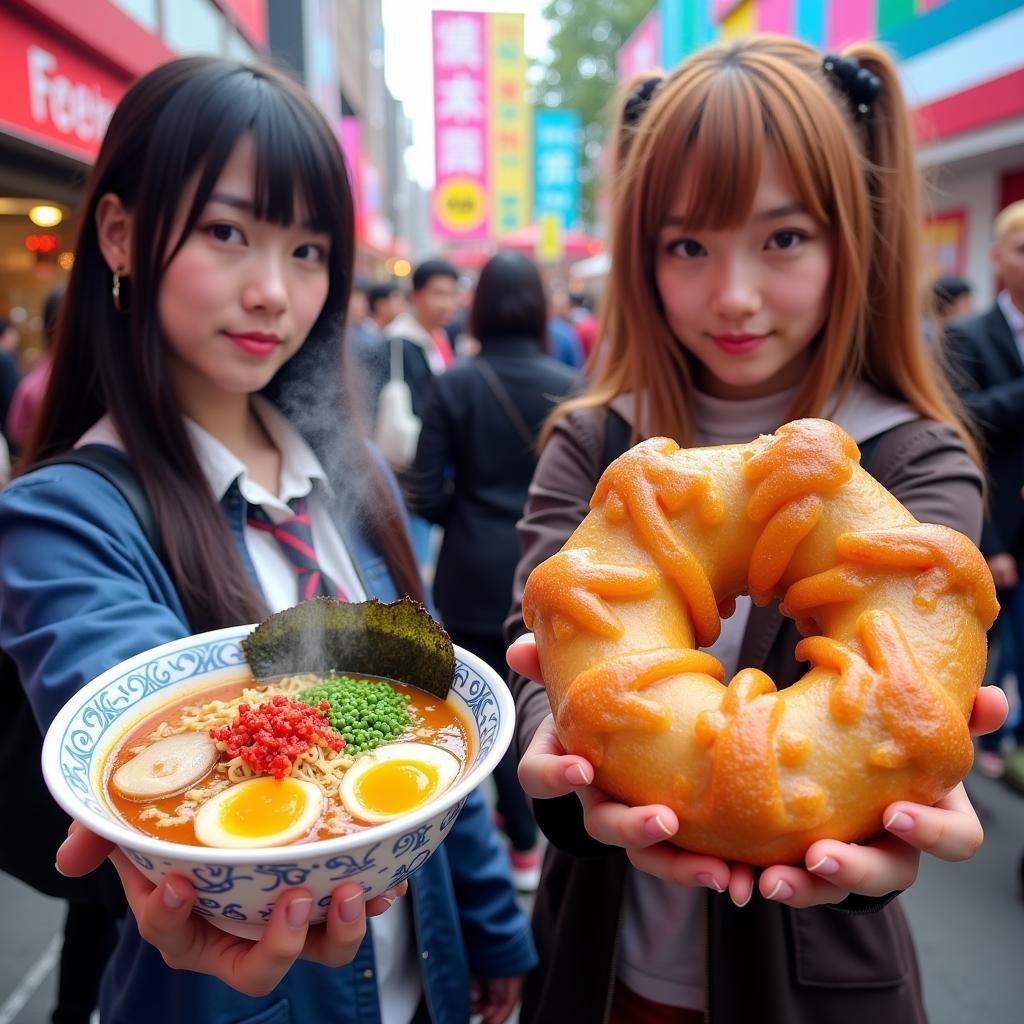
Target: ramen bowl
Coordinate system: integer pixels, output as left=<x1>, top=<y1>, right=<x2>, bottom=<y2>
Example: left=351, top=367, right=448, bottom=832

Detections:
left=42, top=623, right=513, bottom=938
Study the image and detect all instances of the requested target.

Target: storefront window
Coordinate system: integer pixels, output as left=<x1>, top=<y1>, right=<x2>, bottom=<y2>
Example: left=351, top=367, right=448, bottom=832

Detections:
left=0, top=199, right=75, bottom=370
left=163, top=0, right=223, bottom=55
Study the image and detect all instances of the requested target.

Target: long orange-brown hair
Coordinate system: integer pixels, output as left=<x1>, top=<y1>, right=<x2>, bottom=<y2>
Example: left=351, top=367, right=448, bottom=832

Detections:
left=550, top=34, right=975, bottom=460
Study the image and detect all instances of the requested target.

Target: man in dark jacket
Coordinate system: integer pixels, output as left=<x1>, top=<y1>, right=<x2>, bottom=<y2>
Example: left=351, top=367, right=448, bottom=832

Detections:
left=944, top=199, right=1024, bottom=773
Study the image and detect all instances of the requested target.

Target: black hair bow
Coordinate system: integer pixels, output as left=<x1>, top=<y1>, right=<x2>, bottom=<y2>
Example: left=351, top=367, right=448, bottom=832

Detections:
left=623, top=76, right=663, bottom=127
left=822, top=54, right=882, bottom=120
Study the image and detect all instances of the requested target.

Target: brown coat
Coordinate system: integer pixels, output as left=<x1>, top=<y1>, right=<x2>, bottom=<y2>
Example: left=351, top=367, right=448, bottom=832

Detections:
left=504, top=406, right=984, bottom=1024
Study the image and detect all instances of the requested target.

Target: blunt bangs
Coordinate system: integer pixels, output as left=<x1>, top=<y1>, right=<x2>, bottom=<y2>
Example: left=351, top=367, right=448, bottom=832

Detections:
left=138, top=63, right=350, bottom=271
left=641, top=49, right=847, bottom=241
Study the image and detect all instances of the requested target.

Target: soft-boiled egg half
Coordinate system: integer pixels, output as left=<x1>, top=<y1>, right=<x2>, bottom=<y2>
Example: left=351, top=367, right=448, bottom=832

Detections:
left=340, top=742, right=461, bottom=824
left=194, top=776, right=324, bottom=849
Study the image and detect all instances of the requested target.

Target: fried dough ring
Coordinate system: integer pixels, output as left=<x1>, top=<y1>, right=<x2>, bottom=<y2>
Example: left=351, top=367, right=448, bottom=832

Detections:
left=522, top=420, right=998, bottom=865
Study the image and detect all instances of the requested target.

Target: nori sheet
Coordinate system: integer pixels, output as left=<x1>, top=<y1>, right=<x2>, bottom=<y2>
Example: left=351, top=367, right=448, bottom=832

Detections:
left=241, top=597, right=455, bottom=699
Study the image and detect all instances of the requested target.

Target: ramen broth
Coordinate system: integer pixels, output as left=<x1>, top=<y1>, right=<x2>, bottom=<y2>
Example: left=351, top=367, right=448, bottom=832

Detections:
left=105, top=674, right=470, bottom=847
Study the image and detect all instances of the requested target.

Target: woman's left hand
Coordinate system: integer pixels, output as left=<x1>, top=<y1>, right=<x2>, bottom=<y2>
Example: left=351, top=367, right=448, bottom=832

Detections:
left=729, top=684, right=1008, bottom=909
left=56, top=822, right=406, bottom=994
left=469, top=974, right=524, bottom=1024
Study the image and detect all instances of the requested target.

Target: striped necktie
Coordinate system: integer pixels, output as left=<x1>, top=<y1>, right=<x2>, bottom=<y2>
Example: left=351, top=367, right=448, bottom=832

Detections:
left=246, top=496, right=347, bottom=602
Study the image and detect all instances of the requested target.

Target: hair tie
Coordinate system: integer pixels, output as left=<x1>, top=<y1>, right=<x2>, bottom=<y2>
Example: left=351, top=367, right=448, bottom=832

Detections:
left=623, top=76, right=663, bottom=127
left=822, top=54, right=882, bottom=120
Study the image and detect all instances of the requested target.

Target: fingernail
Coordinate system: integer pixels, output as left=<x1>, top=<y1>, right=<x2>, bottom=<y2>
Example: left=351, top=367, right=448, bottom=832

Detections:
left=54, top=834, right=74, bottom=875
left=339, top=891, right=364, bottom=924
left=884, top=811, right=914, bottom=834
left=162, top=881, right=186, bottom=911
left=732, top=888, right=752, bottom=909
left=808, top=855, right=840, bottom=876
left=696, top=872, right=724, bottom=893
left=566, top=763, right=592, bottom=786
left=766, top=879, right=794, bottom=902
left=644, top=814, right=674, bottom=839
left=286, top=897, right=312, bottom=929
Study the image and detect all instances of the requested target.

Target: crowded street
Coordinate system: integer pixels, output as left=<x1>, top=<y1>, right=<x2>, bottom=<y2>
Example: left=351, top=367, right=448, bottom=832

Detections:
left=2, top=0, right=1024, bottom=1022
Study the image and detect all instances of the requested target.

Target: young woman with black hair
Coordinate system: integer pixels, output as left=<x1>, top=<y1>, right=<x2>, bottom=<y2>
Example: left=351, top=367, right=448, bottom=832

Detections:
left=0, top=56, right=534, bottom=1024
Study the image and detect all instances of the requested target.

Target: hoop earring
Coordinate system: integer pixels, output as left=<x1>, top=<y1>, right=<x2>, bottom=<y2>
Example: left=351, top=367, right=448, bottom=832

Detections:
left=112, top=266, right=130, bottom=314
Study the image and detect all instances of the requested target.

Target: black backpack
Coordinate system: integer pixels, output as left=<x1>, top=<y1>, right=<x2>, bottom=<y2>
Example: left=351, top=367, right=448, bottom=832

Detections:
left=0, top=446, right=162, bottom=911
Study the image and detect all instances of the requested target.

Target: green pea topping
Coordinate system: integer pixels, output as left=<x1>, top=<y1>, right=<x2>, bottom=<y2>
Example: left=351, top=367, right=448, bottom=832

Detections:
left=294, top=675, right=412, bottom=755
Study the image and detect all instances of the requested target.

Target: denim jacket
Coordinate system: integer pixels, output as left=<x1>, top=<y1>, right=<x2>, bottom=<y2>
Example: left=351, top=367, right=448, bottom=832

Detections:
left=0, top=455, right=536, bottom=1024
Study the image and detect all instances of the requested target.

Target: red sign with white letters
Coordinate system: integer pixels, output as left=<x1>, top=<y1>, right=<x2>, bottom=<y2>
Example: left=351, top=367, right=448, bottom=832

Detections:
left=0, top=6, right=128, bottom=162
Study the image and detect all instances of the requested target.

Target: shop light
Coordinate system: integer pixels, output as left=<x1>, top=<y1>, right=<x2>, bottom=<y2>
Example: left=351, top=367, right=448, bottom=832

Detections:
left=29, top=205, right=63, bottom=228
left=58, top=251, right=75, bottom=271
left=392, top=258, right=412, bottom=277
left=25, top=234, right=59, bottom=253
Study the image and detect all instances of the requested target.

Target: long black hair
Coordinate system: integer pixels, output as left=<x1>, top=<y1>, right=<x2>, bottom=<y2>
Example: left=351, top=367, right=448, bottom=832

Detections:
left=24, top=57, right=422, bottom=629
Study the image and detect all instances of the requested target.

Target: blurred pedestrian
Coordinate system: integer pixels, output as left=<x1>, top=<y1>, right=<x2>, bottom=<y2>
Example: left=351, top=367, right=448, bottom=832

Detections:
left=6, top=288, right=63, bottom=452
left=945, top=200, right=1024, bottom=777
left=547, top=285, right=584, bottom=369
left=932, top=275, right=973, bottom=326
left=505, top=36, right=1004, bottom=1024
left=349, top=280, right=404, bottom=424
left=0, top=56, right=534, bottom=1024
left=405, top=252, right=576, bottom=890
left=0, top=316, right=22, bottom=445
left=378, top=259, right=460, bottom=566
left=569, top=291, right=599, bottom=358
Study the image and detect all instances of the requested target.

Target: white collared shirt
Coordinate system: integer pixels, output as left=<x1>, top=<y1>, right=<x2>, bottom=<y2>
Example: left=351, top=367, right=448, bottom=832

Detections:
left=77, top=397, right=422, bottom=1023
left=997, top=290, right=1024, bottom=366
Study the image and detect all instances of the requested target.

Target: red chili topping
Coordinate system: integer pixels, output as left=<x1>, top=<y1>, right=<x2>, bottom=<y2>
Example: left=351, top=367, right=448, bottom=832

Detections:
left=210, top=695, right=344, bottom=780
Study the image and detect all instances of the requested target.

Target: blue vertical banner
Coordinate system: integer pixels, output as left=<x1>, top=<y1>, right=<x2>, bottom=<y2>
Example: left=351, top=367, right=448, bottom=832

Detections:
left=533, top=109, right=580, bottom=229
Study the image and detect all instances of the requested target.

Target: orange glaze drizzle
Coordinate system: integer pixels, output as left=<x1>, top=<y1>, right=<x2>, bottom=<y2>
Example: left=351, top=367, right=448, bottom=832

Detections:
left=556, top=648, right=724, bottom=767
left=837, top=525, right=999, bottom=625
left=521, top=548, right=659, bottom=641
left=857, top=610, right=974, bottom=795
left=592, top=438, right=724, bottom=647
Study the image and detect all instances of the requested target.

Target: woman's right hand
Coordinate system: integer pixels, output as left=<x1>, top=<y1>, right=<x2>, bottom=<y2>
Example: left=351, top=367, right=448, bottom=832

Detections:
left=508, top=634, right=739, bottom=901
left=56, top=822, right=406, bottom=996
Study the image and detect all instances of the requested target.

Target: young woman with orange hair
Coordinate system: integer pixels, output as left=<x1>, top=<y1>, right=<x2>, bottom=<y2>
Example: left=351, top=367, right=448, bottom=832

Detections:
left=503, top=34, right=1007, bottom=1024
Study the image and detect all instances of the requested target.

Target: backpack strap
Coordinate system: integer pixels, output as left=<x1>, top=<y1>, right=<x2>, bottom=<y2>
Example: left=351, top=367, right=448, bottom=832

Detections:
left=35, top=445, right=163, bottom=561
left=601, top=408, right=632, bottom=471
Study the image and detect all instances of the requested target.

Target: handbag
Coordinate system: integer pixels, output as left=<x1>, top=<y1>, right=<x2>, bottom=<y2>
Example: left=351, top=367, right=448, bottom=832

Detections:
left=374, top=335, right=422, bottom=469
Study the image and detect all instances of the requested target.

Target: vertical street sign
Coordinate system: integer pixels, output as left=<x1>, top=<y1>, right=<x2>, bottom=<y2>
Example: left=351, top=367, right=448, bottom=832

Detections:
left=432, top=10, right=489, bottom=239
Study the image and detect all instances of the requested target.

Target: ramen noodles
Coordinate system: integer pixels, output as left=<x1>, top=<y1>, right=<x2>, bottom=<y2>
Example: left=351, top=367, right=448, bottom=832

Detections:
left=104, top=672, right=470, bottom=849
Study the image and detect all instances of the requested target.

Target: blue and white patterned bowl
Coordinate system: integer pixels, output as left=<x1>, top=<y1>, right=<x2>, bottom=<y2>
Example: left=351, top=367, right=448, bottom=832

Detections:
left=41, top=624, right=513, bottom=938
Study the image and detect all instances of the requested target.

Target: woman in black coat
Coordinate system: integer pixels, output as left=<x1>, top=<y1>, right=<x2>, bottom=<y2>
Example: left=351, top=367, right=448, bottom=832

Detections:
left=405, top=252, right=577, bottom=886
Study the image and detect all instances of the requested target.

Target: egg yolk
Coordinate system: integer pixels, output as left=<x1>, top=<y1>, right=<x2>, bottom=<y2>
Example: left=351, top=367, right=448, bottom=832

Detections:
left=218, top=778, right=309, bottom=839
left=354, top=760, right=439, bottom=816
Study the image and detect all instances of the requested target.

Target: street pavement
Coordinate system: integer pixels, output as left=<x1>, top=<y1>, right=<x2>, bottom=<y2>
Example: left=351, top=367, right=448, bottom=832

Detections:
left=1, top=766, right=1021, bottom=1023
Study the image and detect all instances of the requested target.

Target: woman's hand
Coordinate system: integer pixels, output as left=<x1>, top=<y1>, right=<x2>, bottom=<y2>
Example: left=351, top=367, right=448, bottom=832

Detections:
left=509, top=634, right=1008, bottom=908
left=56, top=822, right=406, bottom=996
left=508, top=635, right=732, bottom=893
left=748, top=683, right=1008, bottom=909
left=470, top=974, right=524, bottom=1024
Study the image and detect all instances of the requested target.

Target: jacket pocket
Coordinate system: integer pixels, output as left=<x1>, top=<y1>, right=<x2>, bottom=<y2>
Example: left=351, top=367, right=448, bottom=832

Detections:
left=235, top=1000, right=292, bottom=1024
left=790, top=904, right=912, bottom=988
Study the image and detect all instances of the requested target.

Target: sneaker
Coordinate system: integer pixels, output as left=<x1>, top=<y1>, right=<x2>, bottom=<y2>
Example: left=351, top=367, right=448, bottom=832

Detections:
left=976, top=751, right=1005, bottom=779
left=508, top=845, right=542, bottom=892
